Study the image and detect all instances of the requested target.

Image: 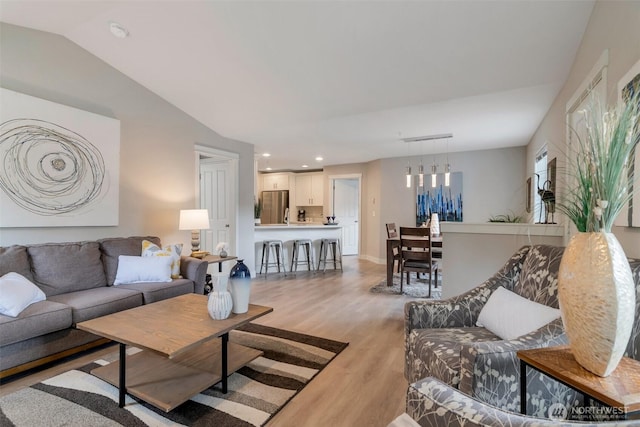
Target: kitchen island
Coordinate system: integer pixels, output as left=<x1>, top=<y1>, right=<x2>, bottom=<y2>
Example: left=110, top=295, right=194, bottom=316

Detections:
left=254, top=223, right=342, bottom=272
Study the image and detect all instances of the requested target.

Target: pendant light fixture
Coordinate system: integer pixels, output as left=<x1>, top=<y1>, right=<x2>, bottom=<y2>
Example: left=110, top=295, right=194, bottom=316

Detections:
left=418, top=140, right=425, bottom=187
left=405, top=135, right=412, bottom=188
left=400, top=132, right=454, bottom=189
left=431, top=162, right=437, bottom=188
left=445, top=136, right=451, bottom=187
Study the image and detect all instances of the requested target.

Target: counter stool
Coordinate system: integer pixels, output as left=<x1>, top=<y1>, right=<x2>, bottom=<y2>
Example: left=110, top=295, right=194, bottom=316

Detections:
left=290, top=238, right=315, bottom=272
left=259, top=240, right=286, bottom=275
left=318, top=238, right=342, bottom=272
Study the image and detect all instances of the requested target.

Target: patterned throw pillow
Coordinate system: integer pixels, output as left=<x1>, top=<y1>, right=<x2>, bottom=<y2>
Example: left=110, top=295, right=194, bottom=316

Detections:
left=141, top=240, right=183, bottom=279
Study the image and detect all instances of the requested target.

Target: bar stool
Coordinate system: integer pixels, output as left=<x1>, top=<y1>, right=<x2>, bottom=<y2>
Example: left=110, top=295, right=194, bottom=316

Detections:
left=290, top=238, right=315, bottom=272
left=259, top=240, right=286, bottom=275
left=317, top=238, right=342, bottom=272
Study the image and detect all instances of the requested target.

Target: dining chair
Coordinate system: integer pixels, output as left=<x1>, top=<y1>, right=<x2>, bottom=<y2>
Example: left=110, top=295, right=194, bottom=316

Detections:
left=386, top=222, right=398, bottom=238
left=399, top=226, right=439, bottom=296
left=386, top=223, right=401, bottom=273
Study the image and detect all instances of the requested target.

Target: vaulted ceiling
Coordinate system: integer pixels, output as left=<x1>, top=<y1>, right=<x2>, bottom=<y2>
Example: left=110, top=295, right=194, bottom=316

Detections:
left=0, top=1, right=595, bottom=171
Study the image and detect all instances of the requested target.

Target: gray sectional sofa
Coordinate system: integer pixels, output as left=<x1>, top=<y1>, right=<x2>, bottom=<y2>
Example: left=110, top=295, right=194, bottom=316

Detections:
left=0, top=236, right=208, bottom=377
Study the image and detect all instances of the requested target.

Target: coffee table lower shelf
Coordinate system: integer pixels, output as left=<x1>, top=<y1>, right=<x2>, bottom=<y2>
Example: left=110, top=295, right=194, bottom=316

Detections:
left=91, top=339, right=262, bottom=412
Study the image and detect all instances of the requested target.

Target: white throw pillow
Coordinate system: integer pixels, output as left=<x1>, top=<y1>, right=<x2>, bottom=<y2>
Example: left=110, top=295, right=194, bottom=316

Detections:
left=0, top=272, right=46, bottom=317
left=476, top=286, right=561, bottom=340
left=113, top=255, right=172, bottom=285
left=141, top=240, right=183, bottom=279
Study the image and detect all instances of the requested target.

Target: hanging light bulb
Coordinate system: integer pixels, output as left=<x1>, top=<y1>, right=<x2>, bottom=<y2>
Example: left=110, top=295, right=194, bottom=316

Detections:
left=431, top=163, right=437, bottom=188
left=405, top=137, right=412, bottom=188
left=445, top=136, right=452, bottom=187
left=418, top=164, right=424, bottom=187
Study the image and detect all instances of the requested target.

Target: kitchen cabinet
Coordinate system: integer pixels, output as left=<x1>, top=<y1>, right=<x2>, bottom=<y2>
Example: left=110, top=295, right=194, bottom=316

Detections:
left=261, top=173, right=290, bottom=191
left=295, top=172, right=324, bottom=206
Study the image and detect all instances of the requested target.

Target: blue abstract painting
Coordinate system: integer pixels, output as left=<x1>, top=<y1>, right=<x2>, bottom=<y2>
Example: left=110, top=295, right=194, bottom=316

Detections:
left=416, top=172, right=463, bottom=226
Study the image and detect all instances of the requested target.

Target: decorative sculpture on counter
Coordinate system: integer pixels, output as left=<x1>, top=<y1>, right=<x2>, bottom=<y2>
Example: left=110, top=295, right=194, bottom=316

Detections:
left=535, top=173, right=556, bottom=224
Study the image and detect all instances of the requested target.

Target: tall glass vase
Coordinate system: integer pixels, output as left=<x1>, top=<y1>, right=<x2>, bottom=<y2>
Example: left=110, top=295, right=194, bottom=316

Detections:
left=558, top=232, right=635, bottom=376
left=229, top=259, right=252, bottom=314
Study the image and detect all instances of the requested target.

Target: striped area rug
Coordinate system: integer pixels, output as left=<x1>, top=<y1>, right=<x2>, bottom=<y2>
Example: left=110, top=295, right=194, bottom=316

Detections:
left=0, top=324, right=348, bottom=427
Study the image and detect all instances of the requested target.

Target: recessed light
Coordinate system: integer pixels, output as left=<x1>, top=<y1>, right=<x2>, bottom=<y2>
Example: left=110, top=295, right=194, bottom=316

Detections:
left=109, top=21, right=129, bottom=39
left=266, top=167, right=272, bottom=171
left=315, top=156, right=323, bottom=161
left=262, top=153, right=271, bottom=157
left=301, top=164, right=309, bottom=168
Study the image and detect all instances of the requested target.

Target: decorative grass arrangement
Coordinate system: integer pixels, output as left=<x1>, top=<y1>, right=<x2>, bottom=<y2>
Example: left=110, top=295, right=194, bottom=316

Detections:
left=558, top=93, right=640, bottom=232
left=488, top=212, right=523, bottom=223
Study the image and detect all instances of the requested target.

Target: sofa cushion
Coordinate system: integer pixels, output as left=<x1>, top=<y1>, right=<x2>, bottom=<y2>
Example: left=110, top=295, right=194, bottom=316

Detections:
left=27, top=242, right=107, bottom=296
left=113, top=255, right=172, bottom=285
left=99, top=236, right=161, bottom=286
left=117, top=278, right=194, bottom=304
left=516, top=245, right=564, bottom=309
left=0, top=245, right=33, bottom=281
left=406, top=327, right=500, bottom=385
left=0, top=300, right=72, bottom=346
left=141, top=239, right=183, bottom=279
left=48, top=287, right=142, bottom=324
left=0, top=272, right=46, bottom=317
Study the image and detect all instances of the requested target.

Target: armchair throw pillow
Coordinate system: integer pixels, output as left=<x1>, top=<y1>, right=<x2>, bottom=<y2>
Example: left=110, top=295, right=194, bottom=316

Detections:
left=476, top=286, right=560, bottom=340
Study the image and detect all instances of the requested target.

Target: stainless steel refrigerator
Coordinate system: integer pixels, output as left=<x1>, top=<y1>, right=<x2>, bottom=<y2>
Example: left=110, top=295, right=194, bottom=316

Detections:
left=260, top=190, right=289, bottom=224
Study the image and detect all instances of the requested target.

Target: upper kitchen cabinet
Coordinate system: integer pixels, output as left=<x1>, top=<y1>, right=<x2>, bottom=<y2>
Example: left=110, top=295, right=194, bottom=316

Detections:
left=295, top=172, right=324, bottom=206
left=261, top=173, right=290, bottom=191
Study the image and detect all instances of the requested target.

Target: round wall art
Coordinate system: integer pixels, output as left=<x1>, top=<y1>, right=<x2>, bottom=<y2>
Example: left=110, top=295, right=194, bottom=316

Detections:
left=0, top=118, right=106, bottom=216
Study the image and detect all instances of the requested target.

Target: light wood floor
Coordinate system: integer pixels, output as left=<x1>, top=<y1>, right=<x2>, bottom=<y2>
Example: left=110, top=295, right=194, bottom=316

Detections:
left=0, top=257, right=412, bottom=427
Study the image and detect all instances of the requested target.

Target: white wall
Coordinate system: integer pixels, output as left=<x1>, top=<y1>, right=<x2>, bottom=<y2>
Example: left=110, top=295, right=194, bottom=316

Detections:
left=527, top=1, right=640, bottom=258
left=0, top=23, right=257, bottom=270
left=324, top=146, right=527, bottom=263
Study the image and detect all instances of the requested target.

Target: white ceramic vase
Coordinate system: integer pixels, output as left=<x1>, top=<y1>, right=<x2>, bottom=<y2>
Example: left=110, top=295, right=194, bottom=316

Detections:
left=207, top=276, right=232, bottom=320
left=558, top=232, right=635, bottom=377
left=430, top=213, right=440, bottom=236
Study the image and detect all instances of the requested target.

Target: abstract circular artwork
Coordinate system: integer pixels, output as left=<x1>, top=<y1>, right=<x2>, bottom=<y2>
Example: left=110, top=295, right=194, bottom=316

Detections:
left=0, top=118, right=106, bottom=216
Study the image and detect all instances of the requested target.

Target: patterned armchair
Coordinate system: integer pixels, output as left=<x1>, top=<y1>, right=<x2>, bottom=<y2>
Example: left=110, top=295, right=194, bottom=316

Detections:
left=405, top=245, right=577, bottom=416
left=406, top=377, right=639, bottom=426
left=405, top=243, right=640, bottom=419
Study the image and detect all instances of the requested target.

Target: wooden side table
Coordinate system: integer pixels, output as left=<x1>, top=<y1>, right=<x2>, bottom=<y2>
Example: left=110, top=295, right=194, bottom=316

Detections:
left=203, top=254, right=238, bottom=272
left=517, top=346, right=640, bottom=420
left=202, top=255, right=238, bottom=294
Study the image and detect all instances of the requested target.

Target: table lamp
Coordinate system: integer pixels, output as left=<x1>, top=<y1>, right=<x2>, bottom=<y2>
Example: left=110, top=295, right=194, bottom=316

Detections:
left=179, top=209, right=210, bottom=257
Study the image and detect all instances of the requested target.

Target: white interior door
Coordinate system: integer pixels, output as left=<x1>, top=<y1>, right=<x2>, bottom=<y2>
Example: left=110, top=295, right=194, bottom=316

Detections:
left=200, top=159, right=235, bottom=255
left=333, top=177, right=360, bottom=255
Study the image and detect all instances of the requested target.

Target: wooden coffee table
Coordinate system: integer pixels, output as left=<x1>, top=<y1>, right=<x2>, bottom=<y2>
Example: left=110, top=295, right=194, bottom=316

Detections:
left=77, top=293, right=272, bottom=412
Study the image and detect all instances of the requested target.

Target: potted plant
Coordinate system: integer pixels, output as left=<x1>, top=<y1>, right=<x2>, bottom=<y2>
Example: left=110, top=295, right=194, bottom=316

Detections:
left=254, top=198, right=262, bottom=225
left=556, top=92, right=639, bottom=377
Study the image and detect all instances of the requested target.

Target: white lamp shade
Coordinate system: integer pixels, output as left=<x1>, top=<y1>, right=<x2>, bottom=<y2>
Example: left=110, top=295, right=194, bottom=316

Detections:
left=179, top=209, right=210, bottom=230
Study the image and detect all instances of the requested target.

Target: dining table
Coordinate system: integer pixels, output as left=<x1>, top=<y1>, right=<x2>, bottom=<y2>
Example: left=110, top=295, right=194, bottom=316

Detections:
left=386, top=233, right=442, bottom=287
